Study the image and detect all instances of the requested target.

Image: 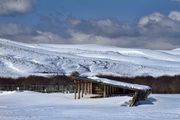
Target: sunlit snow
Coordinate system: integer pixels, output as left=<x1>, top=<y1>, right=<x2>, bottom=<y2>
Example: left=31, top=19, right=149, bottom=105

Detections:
left=0, top=91, right=179, bottom=120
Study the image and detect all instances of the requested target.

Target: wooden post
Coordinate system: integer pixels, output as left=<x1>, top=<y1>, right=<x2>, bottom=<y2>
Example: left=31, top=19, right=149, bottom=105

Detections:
left=106, top=86, right=109, bottom=97
left=81, top=82, right=84, bottom=98
left=129, top=91, right=139, bottom=107
left=109, top=86, right=111, bottom=96
left=74, top=80, right=77, bottom=99
left=87, top=82, right=90, bottom=94
left=90, top=82, right=92, bottom=94
left=123, top=89, right=126, bottom=94
left=78, top=81, right=81, bottom=99
left=84, top=82, right=87, bottom=95
left=112, top=87, right=114, bottom=94
left=103, top=85, right=106, bottom=97
left=115, top=87, right=117, bottom=94
left=62, top=86, right=64, bottom=93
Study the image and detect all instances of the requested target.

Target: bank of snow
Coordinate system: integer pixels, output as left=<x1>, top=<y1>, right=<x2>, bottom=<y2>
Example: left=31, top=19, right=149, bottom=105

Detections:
left=0, top=91, right=179, bottom=120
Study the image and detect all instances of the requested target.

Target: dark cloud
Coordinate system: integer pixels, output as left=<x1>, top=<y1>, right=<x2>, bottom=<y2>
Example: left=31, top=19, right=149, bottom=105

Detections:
left=0, top=0, right=34, bottom=15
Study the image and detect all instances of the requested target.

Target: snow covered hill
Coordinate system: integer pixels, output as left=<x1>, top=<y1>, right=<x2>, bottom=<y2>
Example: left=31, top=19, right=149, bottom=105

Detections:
left=1, top=38, right=180, bottom=78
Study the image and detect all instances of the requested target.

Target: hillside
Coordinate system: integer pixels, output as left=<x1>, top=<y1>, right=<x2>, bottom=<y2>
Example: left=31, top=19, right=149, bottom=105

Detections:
left=1, top=38, right=180, bottom=78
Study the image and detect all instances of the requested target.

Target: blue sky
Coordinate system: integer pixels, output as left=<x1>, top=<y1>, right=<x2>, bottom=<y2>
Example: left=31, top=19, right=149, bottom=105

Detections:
left=0, top=0, right=180, bottom=49
left=1, top=0, right=180, bottom=23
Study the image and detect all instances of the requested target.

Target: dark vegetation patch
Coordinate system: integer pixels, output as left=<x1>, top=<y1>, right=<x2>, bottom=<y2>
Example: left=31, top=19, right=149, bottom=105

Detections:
left=97, top=75, right=180, bottom=93
left=0, top=74, right=180, bottom=93
left=0, top=75, right=74, bottom=93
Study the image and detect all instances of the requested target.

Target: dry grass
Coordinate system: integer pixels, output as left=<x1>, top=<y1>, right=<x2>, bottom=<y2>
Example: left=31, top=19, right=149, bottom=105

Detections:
left=97, top=75, right=180, bottom=93
left=1, top=75, right=180, bottom=93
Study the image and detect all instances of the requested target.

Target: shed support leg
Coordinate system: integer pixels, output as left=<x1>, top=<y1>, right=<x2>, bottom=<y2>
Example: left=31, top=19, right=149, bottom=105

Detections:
left=81, top=82, right=84, bottom=98
left=87, top=82, right=90, bottom=94
left=103, top=85, right=106, bottom=97
left=84, top=82, right=87, bottom=95
left=106, top=86, right=109, bottom=97
left=90, top=82, right=92, bottom=94
left=74, top=80, right=77, bottom=99
left=112, top=87, right=114, bottom=94
left=109, top=86, right=112, bottom=96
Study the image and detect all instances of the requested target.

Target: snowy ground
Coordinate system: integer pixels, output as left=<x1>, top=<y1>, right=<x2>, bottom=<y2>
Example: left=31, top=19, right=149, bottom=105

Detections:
left=0, top=91, right=179, bottom=120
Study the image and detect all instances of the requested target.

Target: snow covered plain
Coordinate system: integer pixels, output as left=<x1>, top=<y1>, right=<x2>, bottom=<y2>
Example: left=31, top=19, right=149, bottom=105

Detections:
left=1, top=38, right=180, bottom=78
left=0, top=91, right=179, bottom=120
left=1, top=39, right=180, bottom=120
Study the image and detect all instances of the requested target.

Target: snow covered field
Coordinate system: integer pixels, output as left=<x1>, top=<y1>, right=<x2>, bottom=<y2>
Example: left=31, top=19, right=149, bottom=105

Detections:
left=0, top=91, right=179, bottom=120
left=1, top=38, right=180, bottom=120
left=2, top=38, right=180, bottom=78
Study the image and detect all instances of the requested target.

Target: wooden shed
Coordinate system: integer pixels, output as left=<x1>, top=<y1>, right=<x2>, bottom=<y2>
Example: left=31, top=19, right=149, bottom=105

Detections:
left=71, top=76, right=151, bottom=106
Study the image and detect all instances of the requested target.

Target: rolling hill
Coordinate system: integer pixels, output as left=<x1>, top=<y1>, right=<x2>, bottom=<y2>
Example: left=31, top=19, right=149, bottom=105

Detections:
left=1, top=38, right=180, bottom=78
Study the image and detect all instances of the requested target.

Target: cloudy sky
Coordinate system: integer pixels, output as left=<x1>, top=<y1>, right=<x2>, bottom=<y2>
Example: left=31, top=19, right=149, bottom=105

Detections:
left=1, top=0, right=180, bottom=49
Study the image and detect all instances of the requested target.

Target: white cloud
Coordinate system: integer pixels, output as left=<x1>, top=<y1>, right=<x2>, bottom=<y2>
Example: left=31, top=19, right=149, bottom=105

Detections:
left=138, top=12, right=180, bottom=38
left=32, top=31, right=66, bottom=43
left=168, top=11, right=180, bottom=21
left=68, top=30, right=112, bottom=45
left=138, top=12, right=165, bottom=27
left=0, top=0, right=33, bottom=15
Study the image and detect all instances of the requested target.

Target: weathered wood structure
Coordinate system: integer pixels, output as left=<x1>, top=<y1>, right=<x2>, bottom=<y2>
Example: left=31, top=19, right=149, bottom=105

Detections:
left=71, top=76, right=151, bottom=107
left=0, top=73, right=151, bottom=106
